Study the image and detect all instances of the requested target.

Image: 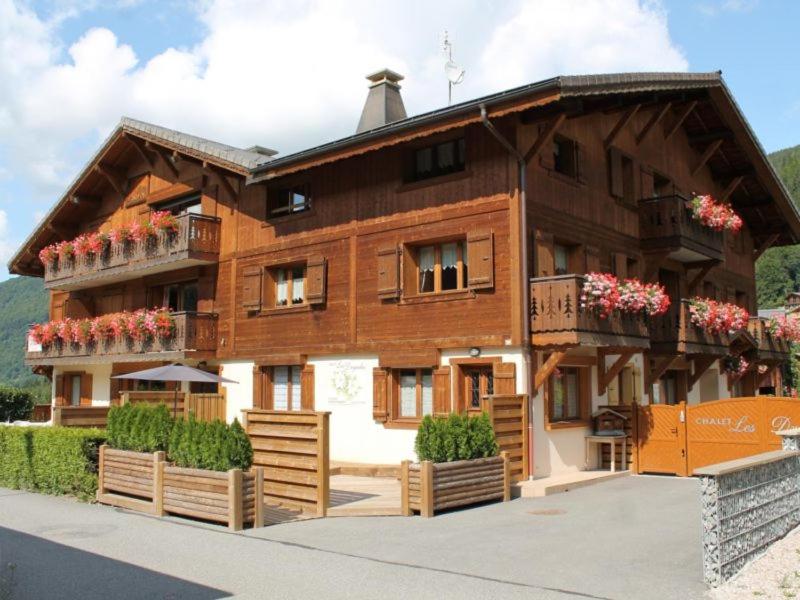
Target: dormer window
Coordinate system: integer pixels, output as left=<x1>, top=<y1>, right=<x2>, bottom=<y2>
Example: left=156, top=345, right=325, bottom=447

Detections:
left=268, top=184, right=311, bottom=217
left=409, top=138, right=465, bottom=182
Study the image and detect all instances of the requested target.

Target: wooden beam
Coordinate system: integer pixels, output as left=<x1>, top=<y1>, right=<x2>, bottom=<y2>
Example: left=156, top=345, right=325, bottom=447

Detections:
left=635, top=102, right=672, bottom=145
left=523, top=113, right=566, bottom=164
left=645, top=354, right=677, bottom=389
left=753, top=233, right=779, bottom=261
left=688, top=356, right=717, bottom=391
left=94, top=163, right=127, bottom=199
left=664, top=100, right=698, bottom=141
left=123, top=133, right=155, bottom=168
left=71, top=194, right=100, bottom=205
left=604, top=104, right=641, bottom=149
left=145, top=141, right=180, bottom=178
left=691, top=139, right=723, bottom=176
left=597, top=350, right=636, bottom=395
left=687, top=260, right=719, bottom=295
left=687, top=128, right=733, bottom=145
left=643, top=251, right=671, bottom=282
left=203, top=161, right=239, bottom=200
left=533, top=351, right=567, bottom=393
left=720, top=176, right=744, bottom=203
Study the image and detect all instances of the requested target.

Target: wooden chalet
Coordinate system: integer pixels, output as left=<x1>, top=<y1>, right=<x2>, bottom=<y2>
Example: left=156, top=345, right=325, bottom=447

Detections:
left=10, top=70, right=800, bottom=478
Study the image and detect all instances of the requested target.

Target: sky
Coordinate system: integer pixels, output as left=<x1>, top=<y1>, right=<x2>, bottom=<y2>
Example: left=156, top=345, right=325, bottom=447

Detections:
left=0, top=0, right=798, bottom=279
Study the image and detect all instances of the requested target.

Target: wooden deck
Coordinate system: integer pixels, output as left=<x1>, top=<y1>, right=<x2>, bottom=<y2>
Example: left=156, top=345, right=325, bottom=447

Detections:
left=327, top=475, right=402, bottom=517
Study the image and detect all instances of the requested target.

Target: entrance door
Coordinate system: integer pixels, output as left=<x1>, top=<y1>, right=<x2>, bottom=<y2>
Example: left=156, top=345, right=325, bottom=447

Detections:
left=463, top=366, right=493, bottom=413
left=636, top=403, right=687, bottom=476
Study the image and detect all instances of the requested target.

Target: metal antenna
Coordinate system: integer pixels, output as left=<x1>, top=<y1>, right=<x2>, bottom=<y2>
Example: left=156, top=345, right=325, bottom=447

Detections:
left=443, top=30, right=465, bottom=106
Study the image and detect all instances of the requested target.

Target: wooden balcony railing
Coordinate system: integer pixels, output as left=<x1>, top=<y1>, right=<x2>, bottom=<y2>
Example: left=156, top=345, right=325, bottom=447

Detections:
left=747, top=317, right=791, bottom=362
left=530, top=275, right=650, bottom=349
left=44, top=214, right=221, bottom=291
left=639, top=195, right=724, bottom=262
left=649, top=300, right=730, bottom=356
left=25, top=312, right=217, bottom=365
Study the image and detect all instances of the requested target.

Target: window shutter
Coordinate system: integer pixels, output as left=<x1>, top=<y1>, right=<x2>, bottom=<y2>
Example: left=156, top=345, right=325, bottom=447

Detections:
left=372, top=367, right=389, bottom=422
left=585, top=245, right=601, bottom=272
left=54, top=375, right=65, bottom=406
left=622, top=367, right=635, bottom=405
left=432, top=366, right=451, bottom=417
left=613, top=253, right=628, bottom=279
left=492, top=362, right=517, bottom=395
left=607, top=148, right=623, bottom=198
left=377, top=246, right=401, bottom=299
left=80, top=373, right=93, bottom=406
left=305, top=256, right=326, bottom=305
left=640, top=166, right=654, bottom=199
left=535, top=231, right=555, bottom=277
left=242, top=266, right=262, bottom=311
left=467, top=230, right=494, bottom=290
left=607, top=374, right=619, bottom=405
left=253, top=366, right=272, bottom=410
left=300, top=364, right=315, bottom=410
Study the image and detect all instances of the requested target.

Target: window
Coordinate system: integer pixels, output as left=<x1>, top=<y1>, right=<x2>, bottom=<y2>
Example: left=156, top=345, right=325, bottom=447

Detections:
left=416, top=240, right=468, bottom=294
left=253, top=364, right=310, bottom=411
left=394, top=368, right=433, bottom=420
left=268, top=184, right=311, bottom=217
left=163, top=281, right=198, bottom=312
left=272, top=266, right=306, bottom=307
left=553, top=136, right=578, bottom=179
left=653, top=172, right=672, bottom=197
left=554, top=244, right=569, bottom=275
left=156, top=193, right=202, bottom=216
left=273, top=365, right=302, bottom=411
left=410, top=138, right=465, bottom=182
left=549, top=367, right=581, bottom=421
left=70, top=375, right=82, bottom=407
left=621, top=154, right=635, bottom=203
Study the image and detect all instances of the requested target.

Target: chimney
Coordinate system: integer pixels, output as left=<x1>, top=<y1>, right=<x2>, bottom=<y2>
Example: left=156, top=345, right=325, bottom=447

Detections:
left=356, top=69, right=408, bottom=134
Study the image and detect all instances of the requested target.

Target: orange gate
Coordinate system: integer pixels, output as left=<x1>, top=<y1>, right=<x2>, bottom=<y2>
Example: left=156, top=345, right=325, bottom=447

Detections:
left=636, top=396, right=800, bottom=476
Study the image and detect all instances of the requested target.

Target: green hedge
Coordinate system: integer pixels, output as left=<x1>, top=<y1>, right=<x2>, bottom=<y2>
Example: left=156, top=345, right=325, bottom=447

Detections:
left=414, top=412, right=499, bottom=463
left=0, top=386, right=35, bottom=422
left=0, top=426, right=106, bottom=500
left=107, top=403, right=252, bottom=471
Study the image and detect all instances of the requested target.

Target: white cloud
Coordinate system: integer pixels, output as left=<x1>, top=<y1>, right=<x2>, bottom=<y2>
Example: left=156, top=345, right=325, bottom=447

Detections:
left=0, top=209, right=15, bottom=263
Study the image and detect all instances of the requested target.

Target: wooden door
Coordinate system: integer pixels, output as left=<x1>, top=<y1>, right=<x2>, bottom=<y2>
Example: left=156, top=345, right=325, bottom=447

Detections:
left=463, top=366, right=494, bottom=413
left=636, top=402, right=687, bottom=476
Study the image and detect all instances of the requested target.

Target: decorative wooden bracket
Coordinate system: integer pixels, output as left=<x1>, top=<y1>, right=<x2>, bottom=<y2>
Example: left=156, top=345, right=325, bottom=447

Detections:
left=533, top=351, right=567, bottom=394
left=146, top=141, right=180, bottom=179
left=720, top=176, right=744, bottom=203
left=635, top=102, right=672, bottom=145
left=645, top=354, right=677, bottom=391
left=597, top=350, right=636, bottom=396
left=691, top=139, right=723, bottom=176
left=754, top=233, right=780, bottom=261
left=687, top=259, right=719, bottom=295
left=203, top=161, right=239, bottom=200
left=664, top=100, right=698, bottom=141
left=643, top=251, right=671, bottom=282
left=604, top=104, right=641, bottom=149
left=523, top=114, right=566, bottom=164
left=94, top=163, right=127, bottom=200
left=123, top=133, right=155, bottom=168
left=688, top=356, right=717, bottom=391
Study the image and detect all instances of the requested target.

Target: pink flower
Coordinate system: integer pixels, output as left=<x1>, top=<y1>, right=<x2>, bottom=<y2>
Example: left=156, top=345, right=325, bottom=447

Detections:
left=38, top=245, right=58, bottom=266
left=688, top=298, right=749, bottom=334
left=690, top=195, right=743, bottom=234
left=581, top=272, right=620, bottom=319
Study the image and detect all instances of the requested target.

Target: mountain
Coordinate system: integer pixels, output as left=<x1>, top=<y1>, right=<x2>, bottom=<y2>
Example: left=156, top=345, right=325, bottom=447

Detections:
left=0, top=276, right=48, bottom=392
left=756, top=144, right=800, bottom=309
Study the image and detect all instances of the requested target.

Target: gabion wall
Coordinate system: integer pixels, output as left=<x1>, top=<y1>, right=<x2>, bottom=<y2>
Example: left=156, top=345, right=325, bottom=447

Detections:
left=701, top=435, right=800, bottom=586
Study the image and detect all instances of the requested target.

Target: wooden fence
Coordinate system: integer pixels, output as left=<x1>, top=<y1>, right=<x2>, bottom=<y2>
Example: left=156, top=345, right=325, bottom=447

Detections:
left=117, top=391, right=226, bottom=422
left=30, top=404, right=52, bottom=422
left=52, top=405, right=109, bottom=428
left=480, top=394, right=528, bottom=481
left=242, top=409, right=330, bottom=517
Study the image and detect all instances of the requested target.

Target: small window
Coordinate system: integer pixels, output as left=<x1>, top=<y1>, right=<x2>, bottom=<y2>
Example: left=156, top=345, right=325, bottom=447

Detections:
left=735, top=290, right=748, bottom=310
left=268, top=184, right=311, bottom=217
left=653, top=172, right=672, bottom=197
left=156, top=193, right=202, bottom=216
left=394, top=368, right=433, bottom=420
left=272, top=266, right=306, bottom=307
left=549, top=367, right=581, bottom=421
left=554, top=244, right=569, bottom=275
left=553, top=136, right=578, bottom=179
left=163, top=281, right=198, bottom=312
left=273, top=365, right=302, bottom=411
left=410, top=138, right=465, bottom=182
left=415, top=240, right=468, bottom=294
left=621, top=155, right=635, bottom=203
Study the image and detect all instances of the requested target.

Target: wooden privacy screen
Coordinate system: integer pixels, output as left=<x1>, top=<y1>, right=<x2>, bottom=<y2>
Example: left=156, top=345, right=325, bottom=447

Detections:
left=52, top=405, right=109, bottom=428
left=242, top=409, right=330, bottom=517
left=636, top=396, right=800, bottom=476
left=118, top=391, right=226, bottom=422
left=479, top=395, right=528, bottom=481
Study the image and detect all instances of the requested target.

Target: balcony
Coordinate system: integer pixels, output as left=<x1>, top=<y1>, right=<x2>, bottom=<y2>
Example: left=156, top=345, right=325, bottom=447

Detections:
left=747, top=317, right=791, bottom=362
left=530, top=275, right=650, bottom=349
left=639, top=195, right=724, bottom=263
left=25, top=312, right=218, bottom=365
left=44, top=214, right=221, bottom=291
left=649, top=300, right=730, bottom=356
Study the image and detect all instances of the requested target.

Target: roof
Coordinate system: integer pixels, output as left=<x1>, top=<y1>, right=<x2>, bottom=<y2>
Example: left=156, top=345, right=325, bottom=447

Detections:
left=758, top=308, right=786, bottom=319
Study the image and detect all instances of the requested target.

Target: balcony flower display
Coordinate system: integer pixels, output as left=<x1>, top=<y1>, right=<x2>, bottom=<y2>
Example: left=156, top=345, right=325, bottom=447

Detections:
left=689, top=195, right=743, bottom=233
left=687, top=298, right=749, bottom=334
left=38, top=246, right=58, bottom=267
left=581, top=273, right=670, bottom=319
left=28, top=308, right=177, bottom=348
left=765, top=316, right=800, bottom=342
left=722, top=355, right=750, bottom=379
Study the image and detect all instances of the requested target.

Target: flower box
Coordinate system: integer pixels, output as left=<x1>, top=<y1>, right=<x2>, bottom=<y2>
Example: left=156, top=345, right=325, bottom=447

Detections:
left=401, top=453, right=510, bottom=518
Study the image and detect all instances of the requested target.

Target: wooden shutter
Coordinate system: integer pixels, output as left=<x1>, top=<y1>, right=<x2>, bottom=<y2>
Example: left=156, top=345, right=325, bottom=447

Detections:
left=300, top=364, right=315, bottom=410
left=467, top=231, right=494, bottom=290
left=253, top=365, right=272, bottom=410
left=535, top=230, right=555, bottom=277
left=608, top=148, right=623, bottom=198
left=613, top=253, right=628, bottom=279
left=492, top=362, right=516, bottom=395
left=305, top=256, right=326, bottom=305
left=241, top=266, right=263, bottom=311
left=377, top=246, right=401, bottom=299
left=432, top=366, right=451, bottom=417
left=372, top=367, right=389, bottom=422
left=80, top=373, right=93, bottom=406
left=621, top=367, right=635, bottom=405
left=54, top=375, right=65, bottom=406
left=640, top=166, right=654, bottom=199
left=585, top=245, right=601, bottom=272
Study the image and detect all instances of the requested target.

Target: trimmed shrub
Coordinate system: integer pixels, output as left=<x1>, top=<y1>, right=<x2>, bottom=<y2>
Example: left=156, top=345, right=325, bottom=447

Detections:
left=167, top=416, right=252, bottom=472
left=0, top=387, right=35, bottom=422
left=415, top=412, right=499, bottom=463
left=107, top=403, right=172, bottom=453
left=0, top=426, right=106, bottom=500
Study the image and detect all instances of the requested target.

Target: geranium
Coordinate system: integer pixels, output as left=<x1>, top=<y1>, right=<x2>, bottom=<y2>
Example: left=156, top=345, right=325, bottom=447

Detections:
left=640, top=282, right=671, bottom=316
left=56, top=241, right=75, bottom=261
left=109, top=225, right=133, bottom=245
left=723, top=355, right=750, bottom=379
left=73, top=320, right=93, bottom=344
left=39, top=246, right=58, bottom=266
left=89, top=315, right=113, bottom=342
left=766, top=316, right=800, bottom=342
left=690, top=195, right=743, bottom=233
left=28, top=324, right=44, bottom=345
left=56, top=319, right=74, bottom=343
left=151, top=211, right=179, bottom=234
left=688, top=298, right=749, bottom=334
left=580, top=272, right=620, bottom=319
left=154, top=308, right=176, bottom=338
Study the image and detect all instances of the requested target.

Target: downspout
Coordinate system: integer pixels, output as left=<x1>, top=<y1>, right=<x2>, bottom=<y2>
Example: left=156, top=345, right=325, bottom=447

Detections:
left=480, top=104, right=535, bottom=481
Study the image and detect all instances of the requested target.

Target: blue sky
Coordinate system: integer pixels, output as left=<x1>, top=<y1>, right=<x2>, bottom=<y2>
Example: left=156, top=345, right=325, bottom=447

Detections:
left=0, top=0, right=797, bottom=280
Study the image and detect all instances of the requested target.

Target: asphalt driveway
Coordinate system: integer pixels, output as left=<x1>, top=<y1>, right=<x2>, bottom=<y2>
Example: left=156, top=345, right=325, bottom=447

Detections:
left=0, top=475, right=704, bottom=599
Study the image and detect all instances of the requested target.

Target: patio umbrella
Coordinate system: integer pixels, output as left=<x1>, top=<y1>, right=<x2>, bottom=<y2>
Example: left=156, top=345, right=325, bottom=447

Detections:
left=112, top=363, right=238, bottom=418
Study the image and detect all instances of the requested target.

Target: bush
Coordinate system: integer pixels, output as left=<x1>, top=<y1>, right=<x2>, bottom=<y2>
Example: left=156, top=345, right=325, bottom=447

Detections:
left=0, top=426, right=106, bottom=500
left=107, top=403, right=172, bottom=453
left=415, top=412, right=499, bottom=463
left=0, top=387, right=35, bottom=422
left=167, top=416, right=252, bottom=472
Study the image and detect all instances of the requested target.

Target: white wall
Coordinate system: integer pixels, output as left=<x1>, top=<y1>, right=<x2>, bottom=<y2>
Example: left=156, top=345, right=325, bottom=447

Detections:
left=219, top=361, right=254, bottom=424
left=52, top=363, right=112, bottom=406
